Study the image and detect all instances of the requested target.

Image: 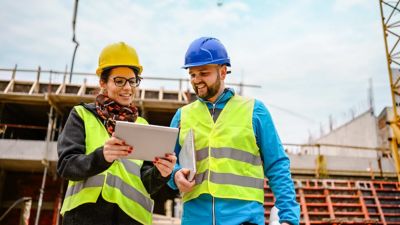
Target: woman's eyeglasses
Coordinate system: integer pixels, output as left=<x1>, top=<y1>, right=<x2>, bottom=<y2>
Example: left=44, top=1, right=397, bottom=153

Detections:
left=112, top=76, right=142, bottom=87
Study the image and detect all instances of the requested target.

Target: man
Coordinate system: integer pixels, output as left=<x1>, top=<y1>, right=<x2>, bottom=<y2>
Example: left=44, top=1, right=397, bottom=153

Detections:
left=168, top=37, right=300, bottom=225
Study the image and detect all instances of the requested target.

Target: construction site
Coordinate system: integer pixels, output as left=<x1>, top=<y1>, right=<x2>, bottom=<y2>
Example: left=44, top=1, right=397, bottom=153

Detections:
left=1, top=1, right=400, bottom=225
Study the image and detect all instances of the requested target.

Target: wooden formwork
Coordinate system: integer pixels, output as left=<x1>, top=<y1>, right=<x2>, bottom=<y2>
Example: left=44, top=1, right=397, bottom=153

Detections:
left=264, top=179, right=400, bottom=225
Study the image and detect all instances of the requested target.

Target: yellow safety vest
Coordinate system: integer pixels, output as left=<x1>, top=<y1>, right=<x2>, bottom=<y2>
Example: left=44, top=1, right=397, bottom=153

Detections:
left=180, top=95, right=265, bottom=203
left=60, top=105, right=153, bottom=225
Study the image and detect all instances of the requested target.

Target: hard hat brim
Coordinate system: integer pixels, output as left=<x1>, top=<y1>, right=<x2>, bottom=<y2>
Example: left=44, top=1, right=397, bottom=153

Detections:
left=96, top=65, right=143, bottom=76
left=182, top=59, right=231, bottom=69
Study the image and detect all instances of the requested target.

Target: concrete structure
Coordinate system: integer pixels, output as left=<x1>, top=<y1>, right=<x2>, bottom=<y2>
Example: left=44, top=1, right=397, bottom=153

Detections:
left=377, top=106, right=400, bottom=150
left=301, top=109, right=381, bottom=158
left=293, top=107, right=399, bottom=179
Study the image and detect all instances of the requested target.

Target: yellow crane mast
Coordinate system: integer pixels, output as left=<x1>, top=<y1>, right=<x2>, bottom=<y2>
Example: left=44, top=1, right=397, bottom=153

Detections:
left=379, top=0, right=400, bottom=182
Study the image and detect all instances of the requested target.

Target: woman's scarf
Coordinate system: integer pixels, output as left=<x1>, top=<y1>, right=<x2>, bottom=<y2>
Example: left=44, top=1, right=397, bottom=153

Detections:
left=95, top=94, right=138, bottom=135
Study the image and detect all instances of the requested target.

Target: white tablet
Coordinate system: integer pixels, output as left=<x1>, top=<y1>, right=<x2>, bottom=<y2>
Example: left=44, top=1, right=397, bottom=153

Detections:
left=114, top=121, right=179, bottom=161
left=179, top=129, right=196, bottom=181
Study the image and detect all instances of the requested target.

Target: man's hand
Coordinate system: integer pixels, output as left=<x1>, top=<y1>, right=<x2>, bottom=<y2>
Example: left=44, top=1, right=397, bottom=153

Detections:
left=103, top=133, right=132, bottom=163
left=174, top=168, right=195, bottom=193
left=154, top=153, right=177, bottom=177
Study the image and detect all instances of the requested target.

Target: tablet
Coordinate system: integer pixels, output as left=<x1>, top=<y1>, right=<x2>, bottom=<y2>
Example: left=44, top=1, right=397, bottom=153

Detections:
left=179, top=129, right=196, bottom=181
left=114, top=121, right=179, bottom=161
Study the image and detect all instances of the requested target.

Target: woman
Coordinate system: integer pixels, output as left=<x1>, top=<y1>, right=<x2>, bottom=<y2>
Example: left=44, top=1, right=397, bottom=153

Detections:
left=57, top=42, right=176, bottom=225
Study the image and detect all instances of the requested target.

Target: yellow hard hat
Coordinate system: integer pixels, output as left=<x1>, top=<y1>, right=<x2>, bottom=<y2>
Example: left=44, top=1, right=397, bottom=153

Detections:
left=96, top=42, right=143, bottom=76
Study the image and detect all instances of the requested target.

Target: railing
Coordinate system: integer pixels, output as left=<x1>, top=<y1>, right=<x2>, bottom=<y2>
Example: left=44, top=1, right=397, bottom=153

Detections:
left=0, top=66, right=261, bottom=95
left=283, top=143, right=390, bottom=156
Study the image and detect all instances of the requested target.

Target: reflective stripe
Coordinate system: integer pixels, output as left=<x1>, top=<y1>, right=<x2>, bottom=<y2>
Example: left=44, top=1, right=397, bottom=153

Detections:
left=194, top=170, right=209, bottom=185
left=211, top=171, right=264, bottom=189
left=120, top=159, right=141, bottom=176
left=211, top=147, right=262, bottom=166
left=65, top=174, right=105, bottom=198
left=106, top=174, right=153, bottom=213
left=195, top=147, right=262, bottom=166
left=196, top=148, right=209, bottom=161
left=195, top=170, right=264, bottom=190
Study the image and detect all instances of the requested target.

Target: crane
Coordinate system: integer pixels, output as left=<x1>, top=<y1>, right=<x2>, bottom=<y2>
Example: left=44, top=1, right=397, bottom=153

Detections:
left=379, top=0, right=400, bottom=182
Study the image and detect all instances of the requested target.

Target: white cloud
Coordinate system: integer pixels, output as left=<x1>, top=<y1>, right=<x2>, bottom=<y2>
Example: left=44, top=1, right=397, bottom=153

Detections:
left=333, top=0, right=372, bottom=12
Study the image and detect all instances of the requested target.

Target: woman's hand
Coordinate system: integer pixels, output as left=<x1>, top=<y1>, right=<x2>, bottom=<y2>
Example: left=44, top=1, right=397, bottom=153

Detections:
left=103, top=133, right=133, bottom=163
left=153, top=153, right=177, bottom=177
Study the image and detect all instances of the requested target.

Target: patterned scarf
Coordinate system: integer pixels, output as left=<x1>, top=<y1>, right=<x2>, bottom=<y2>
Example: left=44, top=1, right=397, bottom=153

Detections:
left=95, top=94, right=138, bottom=135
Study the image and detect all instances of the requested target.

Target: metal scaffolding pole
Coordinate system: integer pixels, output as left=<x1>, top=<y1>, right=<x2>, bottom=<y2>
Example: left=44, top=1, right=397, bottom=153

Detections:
left=34, top=165, right=48, bottom=225
left=34, top=106, right=54, bottom=225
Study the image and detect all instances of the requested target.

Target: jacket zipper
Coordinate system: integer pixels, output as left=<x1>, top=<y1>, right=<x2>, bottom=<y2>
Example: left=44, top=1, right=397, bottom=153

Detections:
left=212, top=103, right=216, bottom=225
left=212, top=196, right=216, bottom=225
left=204, top=89, right=226, bottom=121
left=208, top=90, right=226, bottom=225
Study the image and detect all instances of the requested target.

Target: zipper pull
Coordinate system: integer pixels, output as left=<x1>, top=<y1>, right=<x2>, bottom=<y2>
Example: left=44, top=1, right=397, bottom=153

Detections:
left=212, top=103, right=216, bottom=120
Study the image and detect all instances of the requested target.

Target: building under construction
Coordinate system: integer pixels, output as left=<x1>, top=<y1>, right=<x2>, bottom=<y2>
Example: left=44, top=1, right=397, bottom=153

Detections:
left=0, top=66, right=399, bottom=225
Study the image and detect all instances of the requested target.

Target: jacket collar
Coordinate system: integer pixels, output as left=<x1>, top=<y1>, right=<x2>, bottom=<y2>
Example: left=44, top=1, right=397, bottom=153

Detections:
left=197, top=87, right=235, bottom=106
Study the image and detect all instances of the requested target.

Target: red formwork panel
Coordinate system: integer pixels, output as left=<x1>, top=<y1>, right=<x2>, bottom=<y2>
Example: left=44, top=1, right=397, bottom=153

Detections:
left=264, top=179, right=400, bottom=225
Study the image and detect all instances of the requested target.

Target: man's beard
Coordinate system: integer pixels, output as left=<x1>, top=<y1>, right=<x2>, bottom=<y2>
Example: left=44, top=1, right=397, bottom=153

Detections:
left=193, top=74, right=221, bottom=100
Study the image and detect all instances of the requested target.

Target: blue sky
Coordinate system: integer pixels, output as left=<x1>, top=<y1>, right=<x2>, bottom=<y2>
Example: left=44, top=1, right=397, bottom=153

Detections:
left=0, top=0, right=392, bottom=143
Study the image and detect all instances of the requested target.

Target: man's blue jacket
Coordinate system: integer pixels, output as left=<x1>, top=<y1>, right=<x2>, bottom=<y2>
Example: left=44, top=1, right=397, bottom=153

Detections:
left=168, top=88, right=300, bottom=225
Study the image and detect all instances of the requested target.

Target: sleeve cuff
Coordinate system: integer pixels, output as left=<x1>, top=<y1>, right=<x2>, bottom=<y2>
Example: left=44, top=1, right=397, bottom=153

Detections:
left=153, top=162, right=172, bottom=182
left=94, top=147, right=113, bottom=169
left=280, top=220, right=296, bottom=225
left=167, top=164, right=181, bottom=190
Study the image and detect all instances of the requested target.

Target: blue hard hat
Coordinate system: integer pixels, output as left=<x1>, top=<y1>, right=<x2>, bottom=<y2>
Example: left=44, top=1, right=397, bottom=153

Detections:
left=183, top=37, right=231, bottom=69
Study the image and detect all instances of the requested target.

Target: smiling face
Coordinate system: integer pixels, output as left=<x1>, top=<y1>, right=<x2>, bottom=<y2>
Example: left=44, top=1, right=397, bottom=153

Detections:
left=100, top=67, right=137, bottom=106
left=189, top=64, right=227, bottom=102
